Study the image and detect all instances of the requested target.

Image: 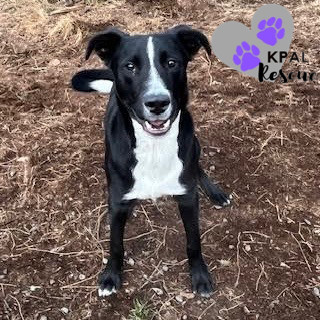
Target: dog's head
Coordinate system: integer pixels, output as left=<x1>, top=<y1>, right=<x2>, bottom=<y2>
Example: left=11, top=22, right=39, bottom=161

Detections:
left=72, top=25, right=211, bottom=135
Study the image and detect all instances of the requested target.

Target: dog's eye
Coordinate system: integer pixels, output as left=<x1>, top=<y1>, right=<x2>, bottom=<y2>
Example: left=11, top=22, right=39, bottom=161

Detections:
left=126, top=62, right=135, bottom=71
left=167, top=59, right=176, bottom=68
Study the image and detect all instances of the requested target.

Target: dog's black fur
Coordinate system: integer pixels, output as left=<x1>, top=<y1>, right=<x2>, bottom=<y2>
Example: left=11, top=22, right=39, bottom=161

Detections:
left=71, top=25, right=231, bottom=297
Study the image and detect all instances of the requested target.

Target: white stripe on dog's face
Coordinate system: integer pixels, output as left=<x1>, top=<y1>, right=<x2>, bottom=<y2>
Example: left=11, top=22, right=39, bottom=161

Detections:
left=146, top=37, right=169, bottom=96
left=144, top=37, right=172, bottom=119
left=89, top=80, right=113, bottom=93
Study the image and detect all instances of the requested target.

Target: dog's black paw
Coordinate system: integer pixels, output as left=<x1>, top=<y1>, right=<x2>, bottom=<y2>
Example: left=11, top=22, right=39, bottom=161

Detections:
left=209, top=185, right=232, bottom=209
left=191, top=263, right=215, bottom=298
left=98, top=266, right=122, bottom=297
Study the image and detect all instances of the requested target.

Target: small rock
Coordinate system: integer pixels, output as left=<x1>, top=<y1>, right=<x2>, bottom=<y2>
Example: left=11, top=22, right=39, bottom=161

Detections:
left=222, top=218, right=228, bottom=223
left=151, top=287, right=163, bottom=296
left=182, top=315, right=187, bottom=320
left=103, top=258, right=108, bottom=264
left=79, top=274, right=86, bottom=280
left=125, top=288, right=135, bottom=294
left=229, top=245, right=235, bottom=249
left=49, top=279, right=55, bottom=285
left=3, top=268, right=8, bottom=275
left=245, top=244, right=251, bottom=252
left=12, top=43, right=28, bottom=54
left=313, top=287, right=320, bottom=298
left=209, top=165, right=215, bottom=171
left=175, top=295, right=183, bottom=303
left=304, top=219, right=311, bottom=225
left=162, top=265, right=169, bottom=272
left=280, top=262, right=290, bottom=269
left=269, top=299, right=279, bottom=308
left=49, top=59, right=60, bottom=67
left=39, top=316, right=48, bottom=320
left=60, top=307, right=69, bottom=314
left=30, top=285, right=38, bottom=292
left=0, top=275, right=5, bottom=280
left=219, top=259, right=231, bottom=267
left=180, top=292, right=195, bottom=299
left=128, top=258, right=135, bottom=266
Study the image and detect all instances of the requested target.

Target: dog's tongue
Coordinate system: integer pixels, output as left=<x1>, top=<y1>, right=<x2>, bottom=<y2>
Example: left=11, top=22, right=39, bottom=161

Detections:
left=149, top=120, right=165, bottom=128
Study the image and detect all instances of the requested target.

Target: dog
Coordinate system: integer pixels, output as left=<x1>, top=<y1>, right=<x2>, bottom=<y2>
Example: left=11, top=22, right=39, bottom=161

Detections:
left=71, top=25, right=231, bottom=298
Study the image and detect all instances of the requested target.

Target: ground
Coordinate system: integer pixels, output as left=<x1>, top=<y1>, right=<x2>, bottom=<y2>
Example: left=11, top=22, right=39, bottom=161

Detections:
left=0, top=0, right=320, bottom=319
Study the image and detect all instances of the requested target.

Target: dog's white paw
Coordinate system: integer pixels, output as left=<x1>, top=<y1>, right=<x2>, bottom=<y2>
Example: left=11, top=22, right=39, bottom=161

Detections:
left=98, top=287, right=117, bottom=297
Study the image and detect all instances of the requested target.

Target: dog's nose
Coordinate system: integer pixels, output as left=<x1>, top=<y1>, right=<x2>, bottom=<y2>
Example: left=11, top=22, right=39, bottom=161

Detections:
left=144, top=95, right=170, bottom=115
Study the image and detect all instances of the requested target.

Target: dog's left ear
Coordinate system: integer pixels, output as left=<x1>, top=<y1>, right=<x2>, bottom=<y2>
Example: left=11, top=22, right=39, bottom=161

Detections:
left=85, top=28, right=128, bottom=63
left=170, top=25, right=211, bottom=60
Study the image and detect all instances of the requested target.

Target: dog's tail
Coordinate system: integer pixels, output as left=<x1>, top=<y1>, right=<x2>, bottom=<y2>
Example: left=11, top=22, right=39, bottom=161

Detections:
left=198, top=167, right=231, bottom=208
left=71, top=69, right=114, bottom=94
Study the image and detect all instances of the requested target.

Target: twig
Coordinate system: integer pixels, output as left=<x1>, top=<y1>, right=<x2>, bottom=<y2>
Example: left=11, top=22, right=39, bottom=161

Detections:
left=0, top=283, right=16, bottom=287
left=234, top=232, right=241, bottom=287
left=19, top=248, right=97, bottom=256
left=291, top=233, right=311, bottom=272
left=124, top=230, right=156, bottom=242
left=49, top=5, right=83, bottom=16
left=243, top=231, right=270, bottom=238
left=139, top=261, right=162, bottom=290
left=201, top=223, right=221, bottom=239
left=199, top=300, right=216, bottom=319
left=255, top=262, right=266, bottom=291
left=276, top=286, right=290, bottom=299
left=61, top=271, right=100, bottom=289
left=219, top=302, right=243, bottom=314
left=8, top=295, right=24, bottom=320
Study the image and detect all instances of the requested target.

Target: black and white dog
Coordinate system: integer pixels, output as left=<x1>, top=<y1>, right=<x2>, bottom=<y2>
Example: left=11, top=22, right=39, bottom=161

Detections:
left=71, top=25, right=231, bottom=298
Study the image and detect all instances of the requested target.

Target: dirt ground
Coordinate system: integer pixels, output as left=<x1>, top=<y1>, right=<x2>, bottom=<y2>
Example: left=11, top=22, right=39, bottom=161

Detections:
left=1, top=0, right=320, bottom=319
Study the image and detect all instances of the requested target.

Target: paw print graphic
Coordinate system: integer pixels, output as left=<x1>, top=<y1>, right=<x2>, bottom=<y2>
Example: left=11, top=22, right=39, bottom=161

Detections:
left=233, top=41, right=260, bottom=72
left=257, top=17, right=285, bottom=46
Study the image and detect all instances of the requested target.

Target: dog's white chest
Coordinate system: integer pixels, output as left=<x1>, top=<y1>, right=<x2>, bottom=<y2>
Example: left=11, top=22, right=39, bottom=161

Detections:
left=123, top=113, right=186, bottom=201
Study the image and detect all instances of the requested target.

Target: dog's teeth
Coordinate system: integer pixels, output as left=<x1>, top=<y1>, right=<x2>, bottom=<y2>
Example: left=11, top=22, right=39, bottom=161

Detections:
left=145, top=120, right=170, bottom=133
left=145, top=121, right=153, bottom=130
left=163, top=119, right=170, bottom=129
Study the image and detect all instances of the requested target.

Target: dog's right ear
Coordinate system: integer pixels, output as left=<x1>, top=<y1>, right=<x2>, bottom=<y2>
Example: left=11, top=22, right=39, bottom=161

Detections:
left=85, top=28, right=128, bottom=63
left=71, top=69, right=114, bottom=94
left=169, top=25, right=211, bottom=60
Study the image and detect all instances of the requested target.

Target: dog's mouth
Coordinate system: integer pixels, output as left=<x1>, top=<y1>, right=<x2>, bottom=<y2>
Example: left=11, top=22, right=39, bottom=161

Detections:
left=142, top=119, right=171, bottom=135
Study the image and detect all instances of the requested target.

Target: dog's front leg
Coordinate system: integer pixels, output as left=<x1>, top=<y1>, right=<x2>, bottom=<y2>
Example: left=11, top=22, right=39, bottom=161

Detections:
left=98, top=199, right=135, bottom=297
left=176, top=190, right=214, bottom=297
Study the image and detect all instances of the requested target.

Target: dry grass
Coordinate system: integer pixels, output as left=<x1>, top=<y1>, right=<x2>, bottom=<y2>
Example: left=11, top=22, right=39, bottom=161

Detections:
left=1, top=0, right=320, bottom=319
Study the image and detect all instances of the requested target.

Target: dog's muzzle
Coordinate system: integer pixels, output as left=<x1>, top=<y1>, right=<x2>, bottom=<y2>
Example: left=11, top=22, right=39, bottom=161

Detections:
left=142, top=94, right=172, bottom=135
